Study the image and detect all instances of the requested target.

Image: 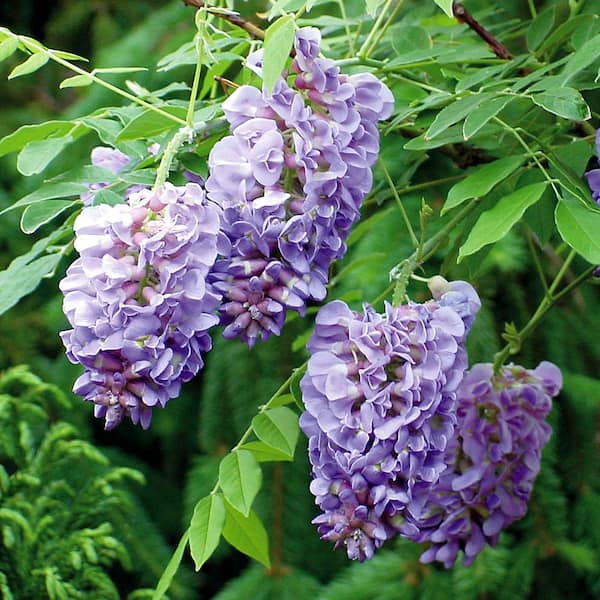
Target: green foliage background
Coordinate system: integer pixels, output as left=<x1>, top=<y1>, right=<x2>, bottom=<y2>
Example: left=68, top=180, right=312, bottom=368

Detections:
left=0, top=0, right=599, bottom=598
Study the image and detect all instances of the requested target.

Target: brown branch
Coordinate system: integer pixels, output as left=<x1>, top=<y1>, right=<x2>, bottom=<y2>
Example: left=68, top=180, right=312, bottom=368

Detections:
left=182, top=0, right=265, bottom=40
left=452, top=2, right=513, bottom=60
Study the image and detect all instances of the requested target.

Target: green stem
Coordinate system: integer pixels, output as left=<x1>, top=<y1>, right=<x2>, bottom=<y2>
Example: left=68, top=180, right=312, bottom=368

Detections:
left=336, top=0, right=356, bottom=56
left=232, top=368, right=303, bottom=453
left=492, top=249, right=589, bottom=370
left=364, top=174, right=466, bottom=208
left=526, top=226, right=549, bottom=294
left=493, top=116, right=560, bottom=200
left=417, top=200, right=479, bottom=263
left=389, top=200, right=479, bottom=304
left=527, top=0, right=537, bottom=18
left=335, top=56, right=386, bottom=69
left=153, top=127, right=194, bottom=189
left=389, top=72, right=448, bottom=94
left=366, top=0, right=405, bottom=57
left=13, top=36, right=188, bottom=126
left=187, top=53, right=204, bottom=127
left=380, top=160, right=419, bottom=248
left=358, top=0, right=395, bottom=59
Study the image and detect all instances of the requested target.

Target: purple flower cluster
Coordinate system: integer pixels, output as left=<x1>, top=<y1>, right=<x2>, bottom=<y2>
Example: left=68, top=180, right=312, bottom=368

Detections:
left=406, top=361, right=561, bottom=567
left=585, top=129, right=600, bottom=204
left=299, top=280, right=481, bottom=561
left=60, top=183, right=220, bottom=429
left=206, top=27, right=393, bottom=347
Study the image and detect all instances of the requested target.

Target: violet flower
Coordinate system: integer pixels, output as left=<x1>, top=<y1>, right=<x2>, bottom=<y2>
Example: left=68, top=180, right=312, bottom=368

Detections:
left=206, top=26, right=394, bottom=347
left=300, top=280, right=481, bottom=561
left=61, top=183, right=220, bottom=429
left=406, top=361, right=562, bottom=567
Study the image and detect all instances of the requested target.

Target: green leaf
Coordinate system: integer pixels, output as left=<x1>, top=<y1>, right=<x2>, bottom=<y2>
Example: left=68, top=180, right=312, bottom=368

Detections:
left=91, top=189, right=125, bottom=207
left=0, top=121, right=76, bottom=157
left=239, top=441, right=293, bottom=462
left=404, top=126, right=465, bottom=150
left=116, top=107, right=186, bottom=141
left=527, top=7, right=555, bottom=52
left=17, top=137, right=73, bottom=176
left=558, top=34, right=600, bottom=85
left=80, top=117, right=122, bottom=144
left=262, top=15, right=296, bottom=93
left=289, top=364, right=307, bottom=411
left=551, top=139, right=594, bottom=177
left=59, top=74, right=93, bottom=89
left=0, top=37, right=18, bottom=62
left=547, top=150, right=595, bottom=204
left=152, top=531, right=189, bottom=600
left=269, top=392, right=295, bottom=408
left=537, top=15, right=591, bottom=52
left=8, top=227, right=69, bottom=272
left=119, top=169, right=156, bottom=186
left=20, top=200, right=76, bottom=234
left=365, top=0, right=387, bottom=16
left=442, top=155, right=526, bottom=214
left=8, top=52, right=48, bottom=78
left=425, top=93, right=494, bottom=140
left=524, top=186, right=555, bottom=247
left=222, top=503, right=270, bottom=568
left=189, top=494, right=225, bottom=571
left=51, top=50, right=88, bottom=61
left=555, top=194, right=600, bottom=264
left=462, top=96, right=514, bottom=140
left=0, top=182, right=88, bottom=216
left=252, top=407, right=299, bottom=459
left=531, top=87, right=590, bottom=120
left=218, top=449, right=262, bottom=516
left=432, top=0, right=453, bottom=17
left=0, top=253, right=63, bottom=316
left=93, top=66, right=148, bottom=74
left=459, top=182, right=547, bottom=260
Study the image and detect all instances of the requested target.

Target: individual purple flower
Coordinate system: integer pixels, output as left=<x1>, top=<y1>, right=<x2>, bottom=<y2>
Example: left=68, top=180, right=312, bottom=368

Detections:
left=206, top=26, right=394, bottom=347
left=300, top=280, right=481, bottom=561
left=61, top=182, right=220, bottom=429
left=80, top=146, right=142, bottom=206
left=585, top=129, right=600, bottom=204
left=406, top=361, right=561, bottom=568
left=90, top=146, right=130, bottom=173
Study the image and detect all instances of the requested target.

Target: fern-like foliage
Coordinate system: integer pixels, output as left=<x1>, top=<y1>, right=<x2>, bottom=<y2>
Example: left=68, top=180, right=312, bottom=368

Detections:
left=0, top=365, right=192, bottom=599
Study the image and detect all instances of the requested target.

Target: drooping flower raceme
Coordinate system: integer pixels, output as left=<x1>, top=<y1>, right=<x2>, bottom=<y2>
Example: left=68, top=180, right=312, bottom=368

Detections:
left=299, top=280, right=481, bottom=561
left=60, top=183, right=220, bottom=429
left=206, top=26, right=394, bottom=347
left=405, top=361, right=561, bottom=567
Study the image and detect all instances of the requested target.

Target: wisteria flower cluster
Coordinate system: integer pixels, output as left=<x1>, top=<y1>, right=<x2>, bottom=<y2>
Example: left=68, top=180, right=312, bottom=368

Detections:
left=300, top=275, right=561, bottom=565
left=60, top=183, right=220, bottom=429
left=60, top=26, right=395, bottom=428
left=206, top=26, right=394, bottom=347
left=299, top=279, right=481, bottom=561
left=407, top=361, right=561, bottom=567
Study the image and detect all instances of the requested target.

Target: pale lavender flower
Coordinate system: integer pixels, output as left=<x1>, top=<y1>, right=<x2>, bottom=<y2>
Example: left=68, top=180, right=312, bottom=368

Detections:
left=61, top=183, right=220, bottom=429
left=206, top=26, right=394, bottom=346
left=300, top=281, right=481, bottom=561
left=407, top=361, right=561, bottom=568
left=80, top=146, right=141, bottom=206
